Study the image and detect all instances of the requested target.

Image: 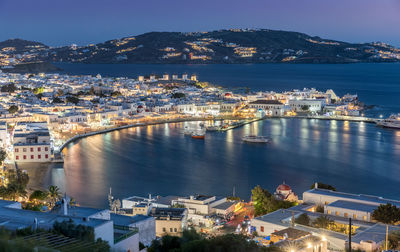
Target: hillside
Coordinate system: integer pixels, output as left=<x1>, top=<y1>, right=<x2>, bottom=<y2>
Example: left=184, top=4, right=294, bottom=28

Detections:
left=1, top=29, right=400, bottom=66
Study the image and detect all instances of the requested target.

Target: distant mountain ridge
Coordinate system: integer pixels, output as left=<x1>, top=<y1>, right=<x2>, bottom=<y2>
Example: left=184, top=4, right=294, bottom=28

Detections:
left=1, top=29, right=400, bottom=65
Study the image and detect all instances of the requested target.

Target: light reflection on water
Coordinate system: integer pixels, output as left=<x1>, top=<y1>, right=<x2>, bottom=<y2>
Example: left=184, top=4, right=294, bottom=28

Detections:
left=56, top=118, right=400, bottom=208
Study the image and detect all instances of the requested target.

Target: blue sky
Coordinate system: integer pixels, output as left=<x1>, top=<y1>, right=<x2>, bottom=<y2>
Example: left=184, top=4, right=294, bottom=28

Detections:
left=1, top=0, right=399, bottom=46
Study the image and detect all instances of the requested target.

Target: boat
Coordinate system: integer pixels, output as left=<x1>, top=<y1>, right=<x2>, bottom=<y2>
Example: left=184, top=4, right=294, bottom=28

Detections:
left=184, top=130, right=193, bottom=135
left=206, top=125, right=220, bottom=131
left=377, top=114, right=400, bottom=129
left=242, top=135, right=271, bottom=143
left=192, top=133, right=205, bottom=139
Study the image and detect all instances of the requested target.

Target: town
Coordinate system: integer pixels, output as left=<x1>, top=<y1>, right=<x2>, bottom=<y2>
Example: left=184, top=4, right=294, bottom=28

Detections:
left=0, top=70, right=398, bottom=251
left=0, top=70, right=371, bottom=165
left=0, top=179, right=399, bottom=251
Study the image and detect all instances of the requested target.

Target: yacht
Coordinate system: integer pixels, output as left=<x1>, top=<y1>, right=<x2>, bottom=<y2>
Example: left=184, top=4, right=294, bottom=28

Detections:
left=206, top=125, right=220, bottom=131
left=377, top=114, right=400, bottom=129
left=242, top=135, right=271, bottom=143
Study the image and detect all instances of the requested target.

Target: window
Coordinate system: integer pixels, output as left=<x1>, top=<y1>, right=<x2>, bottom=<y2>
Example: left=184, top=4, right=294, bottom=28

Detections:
left=353, top=214, right=357, bottom=220
left=363, top=216, right=367, bottom=221
left=23, top=155, right=26, bottom=160
left=30, top=147, right=34, bottom=152
left=170, top=228, right=173, bottom=232
left=260, top=226, right=264, bottom=232
left=30, top=155, right=34, bottom=159
left=336, top=211, right=339, bottom=216
left=15, top=148, right=19, bottom=152
left=45, top=154, right=48, bottom=159
left=45, top=147, right=48, bottom=151
left=174, top=228, right=177, bottom=232
left=344, top=213, right=348, bottom=218
left=23, top=148, right=27, bottom=152
left=38, top=147, right=41, bottom=151
left=327, top=210, right=331, bottom=215
left=38, top=155, right=42, bottom=159
left=16, top=155, right=19, bottom=160
left=162, top=228, right=166, bottom=232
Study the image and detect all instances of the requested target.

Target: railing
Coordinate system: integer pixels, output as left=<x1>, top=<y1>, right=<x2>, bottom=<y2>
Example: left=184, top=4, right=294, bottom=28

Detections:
left=113, top=225, right=139, bottom=244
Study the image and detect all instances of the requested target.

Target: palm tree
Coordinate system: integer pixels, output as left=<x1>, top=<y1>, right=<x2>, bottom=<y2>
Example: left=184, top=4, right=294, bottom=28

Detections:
left=372, top=204, right=400, bottom=251
left=48, top=185, right=61, bottom=207
left=313, top=215, right=334, bottom=229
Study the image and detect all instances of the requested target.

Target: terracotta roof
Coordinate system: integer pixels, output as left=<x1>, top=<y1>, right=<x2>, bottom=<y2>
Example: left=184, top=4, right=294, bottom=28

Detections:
left=277, top=183, right=291, bottom=191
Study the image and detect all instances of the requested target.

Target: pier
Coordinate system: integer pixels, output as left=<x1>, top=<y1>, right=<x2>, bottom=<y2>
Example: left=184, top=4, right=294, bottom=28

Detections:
left=218, top=118, right=262, bottom=131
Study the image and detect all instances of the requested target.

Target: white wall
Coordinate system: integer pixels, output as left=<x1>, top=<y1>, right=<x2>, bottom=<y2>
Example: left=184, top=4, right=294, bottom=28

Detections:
left=94, top=221, right=114, bottom=246
left=113, top=232, right=140, bottom=252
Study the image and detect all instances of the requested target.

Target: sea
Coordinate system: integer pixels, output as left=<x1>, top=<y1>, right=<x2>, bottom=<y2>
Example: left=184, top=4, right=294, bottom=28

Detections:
left=50, top=63, right=400, bottom=208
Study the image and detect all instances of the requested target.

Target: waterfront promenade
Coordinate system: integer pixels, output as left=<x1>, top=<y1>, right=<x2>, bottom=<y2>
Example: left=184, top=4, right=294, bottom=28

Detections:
left=55, top=114, right=379, bottom=154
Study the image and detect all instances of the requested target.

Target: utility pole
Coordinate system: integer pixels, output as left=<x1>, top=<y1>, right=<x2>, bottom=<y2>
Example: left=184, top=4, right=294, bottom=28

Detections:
left=348, top=218, right=352, bottom=252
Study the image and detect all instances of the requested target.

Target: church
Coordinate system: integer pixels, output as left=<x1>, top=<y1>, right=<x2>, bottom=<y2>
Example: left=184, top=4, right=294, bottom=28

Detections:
left=274, top=182, right=298, bottom=202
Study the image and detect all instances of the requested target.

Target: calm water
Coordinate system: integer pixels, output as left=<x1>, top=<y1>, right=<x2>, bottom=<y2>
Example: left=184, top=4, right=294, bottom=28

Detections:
left=51, top=63, right=400, bottom=208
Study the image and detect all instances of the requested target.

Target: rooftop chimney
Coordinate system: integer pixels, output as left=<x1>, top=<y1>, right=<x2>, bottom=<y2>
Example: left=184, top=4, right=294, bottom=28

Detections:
left=62, top=198, right=68, bottom=215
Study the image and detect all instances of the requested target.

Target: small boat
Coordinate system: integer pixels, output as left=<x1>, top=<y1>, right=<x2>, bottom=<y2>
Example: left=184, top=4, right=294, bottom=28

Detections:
left=377, top=114, right=400, bottom=129
left=192, top=133, right=205, bottom=139
left=206, top=125, right=220, bottom=131
left=242, top=135, right=271, bottom=143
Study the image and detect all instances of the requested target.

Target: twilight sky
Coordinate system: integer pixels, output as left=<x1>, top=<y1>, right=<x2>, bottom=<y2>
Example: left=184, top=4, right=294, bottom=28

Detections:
left=1, top=0, right=400, bottom=47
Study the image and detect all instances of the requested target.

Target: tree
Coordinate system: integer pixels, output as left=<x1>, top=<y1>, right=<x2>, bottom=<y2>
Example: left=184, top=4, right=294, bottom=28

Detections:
left=52, top=96, right=64, bottom=104
left=172, top=92, right=186, bottom=99
left=388, top=231, right=400, bottom=250
left=310, top=182, right=336, bottom=191
left=1, top=83, right=16, bottom=93
left=251, top=185, right=273, bottom=216
left=29, top=190, right=48, bottom=203
left=372, top=204, right=400, bottom=251
left=295, top=213, right=311, bottom=226
left=313, top=215, right=334, bottom=229
left=56, top=89, right=64, bottom=97
left=36, top=93, right=43, bottom=99
left=111, top=91, right=122, bottom=97
left=0, top=148, right=6, bottom=165
left=33, top=87, right=44, bottom=95
left=316, top=205, right=324, bottom=213
left=148, top=229, right=277, bottom=252
left=251, top=186, right=296, bottom=216
left=8, top=105, right=18, bottom=114
left=66, top=96, right=80, bottom=105
left=301, top=105, right=310, bottom=111
left=53, top=219, right=95, bottom=242
left=89, top=86, right=95, bottom=95
left=48, top=185, right=61, bottom=206
left=172, top=203, right=185, bottom=208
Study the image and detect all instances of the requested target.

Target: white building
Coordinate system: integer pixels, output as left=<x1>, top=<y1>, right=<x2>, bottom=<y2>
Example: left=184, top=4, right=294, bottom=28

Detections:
left=248, top=100, right=286, bottom=116
left=303, top=184, right=400, bottom=222
left=13, top=124, right=51, bottom=163
left=289, top=99, right=323, bottom=113
left=0, top=198, right=142, bottom=252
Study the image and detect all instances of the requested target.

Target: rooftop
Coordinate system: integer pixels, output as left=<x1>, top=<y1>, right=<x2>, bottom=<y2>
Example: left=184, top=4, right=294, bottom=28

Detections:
left=271, top=227, right=311, bottom=240
left=327, top=200, right=378, bottom=213
left=305, top=188, right=400, bottom=207
left=249, top=100, right=283, bottom=105
left=213, top=201, right=237, bottom=211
